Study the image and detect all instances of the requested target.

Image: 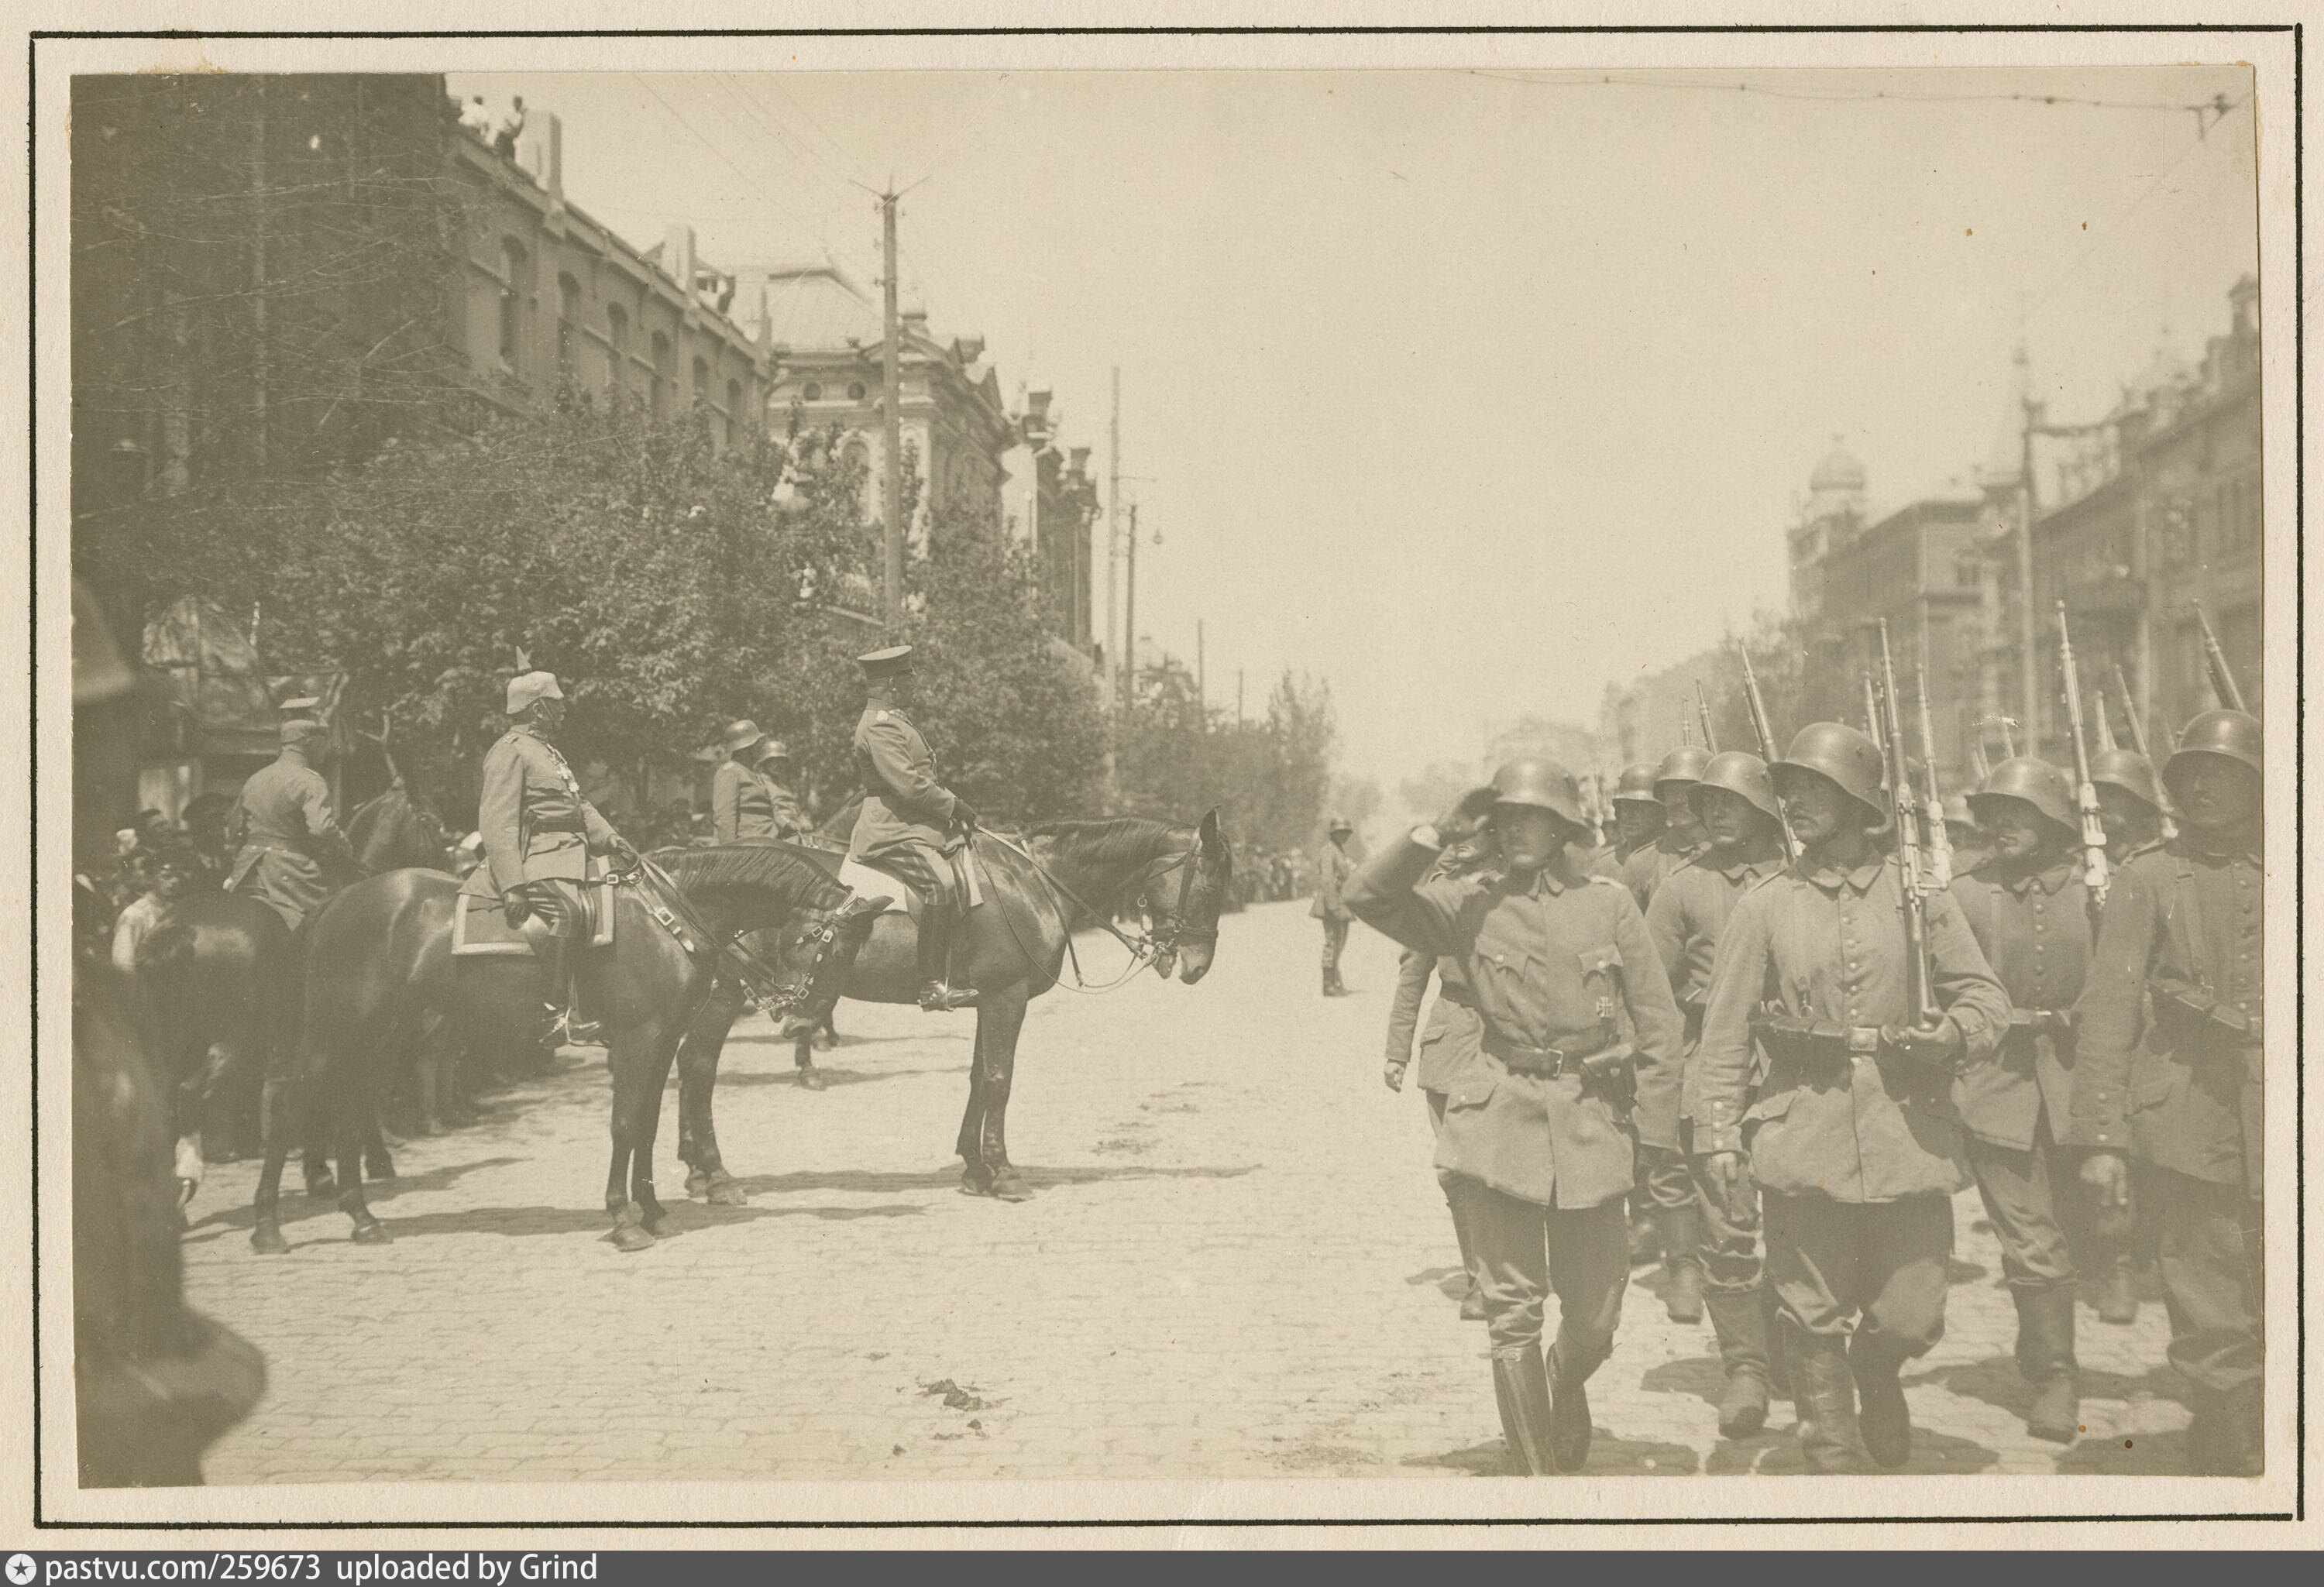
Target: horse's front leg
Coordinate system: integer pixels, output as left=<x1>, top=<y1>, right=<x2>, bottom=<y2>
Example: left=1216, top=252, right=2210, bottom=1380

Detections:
left=678, top=978, right=749, bottom=1205
left=975, top=986, right=1033, bottom=1201
left=630, top=1015, right=687, bottom=1238
left=956, top=1012, right=991, bottom=1195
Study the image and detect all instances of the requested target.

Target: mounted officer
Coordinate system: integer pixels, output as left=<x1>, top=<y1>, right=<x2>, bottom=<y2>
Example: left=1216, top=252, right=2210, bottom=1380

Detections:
left=1313, top=813, right=1357, bottom=997
left=1693, top=722, right=2008, bottom=1472
left=1347, top=757, right=1684, bottom=1475
left=226, top=716, right=359, bottom=932
left=2072, top=709, right=2265, bottom=1475
left=712, top=719, right=803, bottom=844
left=459, top=671, right=638, bottom=1044
left=849, top=644, right=978, bottom=1012
left=1950, top=756, right=2109, bottom=1444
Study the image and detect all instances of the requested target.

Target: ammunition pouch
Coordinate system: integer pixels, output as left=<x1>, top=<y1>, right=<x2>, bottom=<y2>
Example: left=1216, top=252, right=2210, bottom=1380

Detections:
left=2005, top=1008, right=2078, bottom=1035
left=1482, top=1024, right=1629, bottom=1080
left=2153, top=978, right=2262, bottom=1046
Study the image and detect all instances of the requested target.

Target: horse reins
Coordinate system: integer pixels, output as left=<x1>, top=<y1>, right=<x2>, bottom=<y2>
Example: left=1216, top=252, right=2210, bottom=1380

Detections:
left=614, top=855, right=823, bottom=1015
left=971, top=827, right=1207, bottom=995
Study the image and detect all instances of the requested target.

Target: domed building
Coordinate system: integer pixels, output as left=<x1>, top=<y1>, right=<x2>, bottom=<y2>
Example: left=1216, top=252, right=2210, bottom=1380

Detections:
left=1787, top=436, right=1868, bottom=622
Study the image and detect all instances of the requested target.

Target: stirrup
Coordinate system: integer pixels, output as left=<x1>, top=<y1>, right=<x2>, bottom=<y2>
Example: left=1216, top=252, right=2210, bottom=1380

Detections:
left=545, top=1002, right=603, bottom=1046
left=917, top=981, right=980, bottom=1012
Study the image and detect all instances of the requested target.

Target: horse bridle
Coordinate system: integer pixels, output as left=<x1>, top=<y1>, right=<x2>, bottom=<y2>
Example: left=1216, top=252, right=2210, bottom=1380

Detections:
left=1136, top=846, right=1219, bottom=960
left=613, top=858, right=853, bottom=1016
left=972, top=829, right=1219, bottom=993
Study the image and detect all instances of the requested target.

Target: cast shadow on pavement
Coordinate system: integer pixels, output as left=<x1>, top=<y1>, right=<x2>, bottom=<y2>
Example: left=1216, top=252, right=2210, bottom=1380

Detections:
left=180, top=1155, right=526, bottom=1242
left=240, top=1195, right=926, bottom=1250
left=1403, top=1431, right=1702, bottom=1477
left=2054, top=1427, right=2195, bottom=1475
left=727, top=1162, right=1260, bottom=1197
left=1927, top=1354, right=2192, bottom=1420
left=711, top=1060, right=964, bottom=1091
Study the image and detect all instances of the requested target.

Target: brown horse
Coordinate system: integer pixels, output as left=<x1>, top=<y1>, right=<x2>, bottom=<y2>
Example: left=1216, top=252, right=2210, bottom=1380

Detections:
left=768, top=812, right=1232, bottom=1201
left=348, top=781, right=451, bottom=874
left=255, top=845, right=886, bottom=1255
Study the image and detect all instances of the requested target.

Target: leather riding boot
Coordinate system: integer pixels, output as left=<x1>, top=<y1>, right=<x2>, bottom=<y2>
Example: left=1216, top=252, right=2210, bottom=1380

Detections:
left=1791, top=1324, right=1868, bottom=1474
left=1628, top=1197, right=1662, bottom=1268
left=1659, top=1202, right=1707, bottom=1324
left=1491, top=1347, right=1556, bottom=1475
left=1703, top=1288, right=1774, bottom=1437
left=1761, top=1286, right=1793, bottom=1400
left=1448, top=1190, right=1487, bottom=1321
left=1545, top=1339, right=1597, bottom=1473
left=1849, top=1331, right=1915, bottom=1470
left=915, top=901, right=978, bottom=1012
left=2014, top=1284, right=2080, bottom=1444
left=2095, top=1253, right=2140, bottom=1326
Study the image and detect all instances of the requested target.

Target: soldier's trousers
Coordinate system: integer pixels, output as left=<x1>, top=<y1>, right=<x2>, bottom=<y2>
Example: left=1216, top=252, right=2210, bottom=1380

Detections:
left=1681, top=1120, right=1765, bottom=1295
left=1965, top=1111, right=2111, bottom=1289
left=1319, top=915, right=1349, bottom=976
left=2147, top=1166, right=2262, bottom=1399
left=1764, top=1192, right=1951, bottom=1355
left=1447, top=1176, right=1626, bottom=1371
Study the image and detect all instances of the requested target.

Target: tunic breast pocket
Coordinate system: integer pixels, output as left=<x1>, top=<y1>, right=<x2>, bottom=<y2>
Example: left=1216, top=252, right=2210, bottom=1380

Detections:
left=1741, top=1087, right=1795, bottom=1142
left=1442, top=1074, right=1497, bottom=1111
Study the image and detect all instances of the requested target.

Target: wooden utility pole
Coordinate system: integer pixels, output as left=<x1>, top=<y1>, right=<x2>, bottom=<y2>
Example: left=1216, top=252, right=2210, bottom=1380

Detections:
left=1197, top=619, right=1207, bottom=724
left=1237, top=668, right=1245, bottom=727
left=1122, top=502, right=1139, bottom=709
left=881, top=191, right=904, bottom=627
left=1106, top=366, right=1122, bottom=705
left=2016, top=352, right=2042, bottom=749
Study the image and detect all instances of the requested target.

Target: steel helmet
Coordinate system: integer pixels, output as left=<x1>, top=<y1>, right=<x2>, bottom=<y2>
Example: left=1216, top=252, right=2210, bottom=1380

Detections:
left=2089, top=747, right=2164, bottom=813
left=1326, top=812, right=1353, bottom=834
left=1942, top=792, right=1977, bottom=829
left=1770, top=722, right=1887, bottom=819
left=1968, top=756, right=2077, bottom=833
left=1611, top=761, right=1662, bottom=810
left=1689, top=750, right=1780, bottom=824
left=720, top=718, right=767, bottom=758
left=1653, top=744, right=1712, bottom=802
left=2164, top=709, right=2262, bottom=796
left=1490, top=757, right=1588, bottom=829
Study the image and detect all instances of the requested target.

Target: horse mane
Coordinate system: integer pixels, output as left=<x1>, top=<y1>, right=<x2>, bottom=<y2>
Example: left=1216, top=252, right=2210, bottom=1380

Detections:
left=649, top=843, right=848, bottom=907
left=1024, top=816, right=1195, bottom=872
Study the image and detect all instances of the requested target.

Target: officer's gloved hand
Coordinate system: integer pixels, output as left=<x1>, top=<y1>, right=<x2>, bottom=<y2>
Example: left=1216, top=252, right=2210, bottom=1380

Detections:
left=952, top=799, right=979, bottom=831
left=608, top=839, right=640, bottom=871
left=1383, top=1059, right=1406, bottom=1094
left=503, top=895, right=531, bottom=930
left=1881, top=1016, right=1965, bottom=1072
left=2080, top=1149, right=2131, bottom=1212
left=1432, top=784, right=1501, bottom=846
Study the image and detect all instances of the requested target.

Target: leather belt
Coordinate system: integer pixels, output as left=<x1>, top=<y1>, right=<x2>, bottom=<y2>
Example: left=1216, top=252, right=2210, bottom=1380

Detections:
left=2154, top=981, right=2262, bottom=1045
left=1482, top=1025, right=1620, bottom=1077
left=2006, top=1008, right=2077, bottom=1033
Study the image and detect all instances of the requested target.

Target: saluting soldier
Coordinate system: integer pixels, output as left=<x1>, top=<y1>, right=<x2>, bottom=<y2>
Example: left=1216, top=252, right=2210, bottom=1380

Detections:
left=2071, top=709, right=2265, bottom=1475
left=849, top=644, right=979, bottom=1012
left=1694, top=723, right=2008, bottom=1472
left=1621, top=746, right=1711, bottom=912
left=2090, top=747, right=2169, bottom=867
left=712, top=720, right=787, bottom=844
left=1642, top=749, right=1790, bottom=1434
left=1312, top=814, right=1357, bottom=997
left=226, top=716, right=358, bottom=932
left=458, top=672, right=638, bottom=1043
left=1950, top=757, right=2112, bottom=1444
left=1347, top=759, right=1684, bottom=1475
left=1593, top=762, right=1666, bottom=885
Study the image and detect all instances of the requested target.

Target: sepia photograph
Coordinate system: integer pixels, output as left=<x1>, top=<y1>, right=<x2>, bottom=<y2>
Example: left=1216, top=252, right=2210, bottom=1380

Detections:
left=19, top=7, right=2307, bottom=1549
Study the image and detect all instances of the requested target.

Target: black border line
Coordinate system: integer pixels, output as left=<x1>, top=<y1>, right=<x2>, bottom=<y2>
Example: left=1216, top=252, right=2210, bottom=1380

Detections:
left=29, top=21, right=2305, bottom=1534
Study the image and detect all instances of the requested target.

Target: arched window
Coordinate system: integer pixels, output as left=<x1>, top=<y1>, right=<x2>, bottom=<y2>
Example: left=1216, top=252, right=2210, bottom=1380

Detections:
left=651, top=332, right=672, bottom=419
left=725, top=379, right=743, bottom=448
left=604, top=304, right=628, bottom=400
left=692, top=356, right=711, bottom=411
left=556, top=273, right=582, bottom=376
left=847, top=380, right=868, bottom=401
left=801, top=381, right=822, bottom=401
left=497, top=239, right=528, bottom=372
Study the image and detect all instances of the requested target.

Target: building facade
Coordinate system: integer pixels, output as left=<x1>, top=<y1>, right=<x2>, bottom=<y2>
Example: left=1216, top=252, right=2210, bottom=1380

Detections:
left=1009, top=390, right=1102, bottom=654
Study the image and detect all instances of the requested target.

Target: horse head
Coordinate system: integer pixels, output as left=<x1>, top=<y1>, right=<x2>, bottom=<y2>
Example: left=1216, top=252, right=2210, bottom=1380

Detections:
left=1152, top=808, right=1231, bottom=985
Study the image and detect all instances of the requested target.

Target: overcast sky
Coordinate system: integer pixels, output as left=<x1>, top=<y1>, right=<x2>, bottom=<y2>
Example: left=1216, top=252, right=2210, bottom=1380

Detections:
left=449, top=67, right=2257, bottom=785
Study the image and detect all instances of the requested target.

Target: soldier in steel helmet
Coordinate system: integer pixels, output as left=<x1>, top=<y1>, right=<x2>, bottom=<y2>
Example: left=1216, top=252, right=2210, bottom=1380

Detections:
left=1313, top=812, right=1358, bottom=997
left=711, top=720, right=786, bottom=845
left=1693, top=722, right=2008, bottom=1472
left=2071, top=709, right=2265, bottom=1475
left=1949, top=756, right=2112, bottom=1444
left=2090, top=746, right=2171, bottom=867
left=755, top=738, right=809, bottom=837
left=1620, top=747, right=1712, bottom=912
left=1943, top=793, right=1991, bottom=877
left=850, top=644, right=981, bottom=1012
left=459, top=671, right=639, bottom=1044
left=1346, top=757, right=1684, bottom=1475
left=1642, top=749, right=1791, bottom=1435
left=1592, top=763, right=1666, bottom=885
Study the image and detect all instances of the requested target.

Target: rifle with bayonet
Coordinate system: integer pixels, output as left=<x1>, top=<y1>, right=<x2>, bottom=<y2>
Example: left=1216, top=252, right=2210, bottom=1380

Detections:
left=2094, top=689, right=2117, bottom=752
left=1735, top=641, right=1803, bottom=860
left=2055, top=601, right=2110, bottom=912
left=1695, top=679, right=1718, bottom=754
left=1963, top=705, right=1992, bottom=787
left=1914, top=662, right=1951, bottom=889
left=1862, top=673, right=1886, bottom=751
left=2192, top=599, right=2248, bottom=712
left=2108, top=660, right=2177, bottom=841
left=1877, top=620, right=1941, bottom=1029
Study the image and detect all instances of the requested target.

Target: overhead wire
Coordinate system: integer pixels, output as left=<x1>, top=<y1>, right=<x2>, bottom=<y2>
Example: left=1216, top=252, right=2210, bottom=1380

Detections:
left=1465, top=68, right=2244, bottom=118
left=624, top=73, right=867, bottom=277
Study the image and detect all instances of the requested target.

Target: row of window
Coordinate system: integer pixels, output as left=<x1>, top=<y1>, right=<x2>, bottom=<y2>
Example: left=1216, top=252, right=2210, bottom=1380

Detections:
left=799, top=381, right=869, bottom=403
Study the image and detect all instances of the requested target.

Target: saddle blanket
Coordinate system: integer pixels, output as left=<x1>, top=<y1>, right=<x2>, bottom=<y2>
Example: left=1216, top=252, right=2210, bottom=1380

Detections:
left=837, top=845, right=988, bottom=919
left=452, top=882, right=615, bottom=957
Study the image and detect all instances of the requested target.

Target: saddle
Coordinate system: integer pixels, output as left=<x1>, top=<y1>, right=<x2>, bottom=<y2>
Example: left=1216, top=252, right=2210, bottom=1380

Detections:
left=781, top=838, right=985, bottom=921
left=452, top=869, right=615, bottom=958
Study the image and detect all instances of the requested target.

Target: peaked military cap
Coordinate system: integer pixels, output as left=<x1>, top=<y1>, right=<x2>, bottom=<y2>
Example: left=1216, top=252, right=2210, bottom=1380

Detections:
left=856, top=644, right=916, bottom=678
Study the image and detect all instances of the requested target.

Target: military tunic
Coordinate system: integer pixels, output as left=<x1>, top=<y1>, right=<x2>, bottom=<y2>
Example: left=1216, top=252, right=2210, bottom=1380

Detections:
left=1621, top=829, right=1709, bottom=914
left=226, top=749, right=353, bottom=930
left=1313, top=840, right=1356, bottom=977
left=459, top=724, right=622, bottom=932
left=849, top=702, right=963, bottom=903
left=1951, top=854, right=2103, bottom=1289
left=712, top=757, right=791, bottom=844
left=2071, top=826, right=2263, bottom=1408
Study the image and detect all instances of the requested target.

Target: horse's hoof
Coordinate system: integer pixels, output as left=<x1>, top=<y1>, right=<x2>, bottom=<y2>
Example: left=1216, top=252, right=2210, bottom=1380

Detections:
left=813, top=1030, right=838, bottom=1051
left=706, top=1174, right=749, bottom=1207
left=177, top=1177, right=199, bottom=1211
left=304, top=1173, right=339, bottom=1200
left=609, top=1221, right=657, bottom=1253
left=685, top=1170, right=712, bottom=1200
left=989, top=1174, right=1036, bottom=1203
left=349, top=1221, right=391, bottom=1245
left=797, top=1066, right=828, bottom=1091
left=364, top=1156, right=396, bottom=1183
left=251, top=1225, right=289, bottom=1256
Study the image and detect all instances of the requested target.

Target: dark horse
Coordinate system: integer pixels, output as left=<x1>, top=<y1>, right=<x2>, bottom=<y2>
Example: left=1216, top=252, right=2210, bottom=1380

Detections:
left=257, top=846, right=887, bottom=1254
left=756, top=812, right=1232, bottom=1201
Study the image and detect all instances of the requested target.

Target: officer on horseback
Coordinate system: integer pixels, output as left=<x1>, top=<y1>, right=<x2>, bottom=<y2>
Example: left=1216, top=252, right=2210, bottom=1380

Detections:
left=849, top=644, right=978, bottom=1012
left=460, top=671, right=638, bottom=1043
left=226, top=716, right=358, bottom=932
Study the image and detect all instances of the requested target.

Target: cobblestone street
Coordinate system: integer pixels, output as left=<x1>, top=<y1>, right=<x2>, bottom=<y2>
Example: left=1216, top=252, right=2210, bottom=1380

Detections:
left=184, top=899, right=2192, bottom=1488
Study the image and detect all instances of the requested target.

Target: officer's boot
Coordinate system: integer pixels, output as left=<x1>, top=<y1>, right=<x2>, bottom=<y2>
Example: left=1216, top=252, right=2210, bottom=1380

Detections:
left=1545, top=1335, right=1600, bottom=1473
left=914, top=900, right=978, bottom=1012
left=1789, top=1324, right=1868, bottom=1474
left=530, top=932, right=593, bottom=1046
left=1848, top=1330, right=1916, bottom=1470
left=2015, top=1283, right=2079, bottom=1444
left=1490, top=1346, right=1556, bottom=1476
left=1703, top=1286, right=1774, bottom=1438
left=1445, top=1181, right=1486, bottom=1321
left=2095, top=1252, right=2140, bottom=1326
left=1762, top=1285, right=1794, bottom=1400
left=1628, top=1193, right=1663, bottom=1268
left=1659, top=1202, right=1707, bottom=1324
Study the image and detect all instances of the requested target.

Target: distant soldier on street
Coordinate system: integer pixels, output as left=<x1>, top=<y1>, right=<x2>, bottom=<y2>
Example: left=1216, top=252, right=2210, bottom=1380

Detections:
left=849, top=644, right=979, bottom=1012
left=1312, top=813, right=1357, bottom=997
left=1950, top=757, right=2116, bottom=1445
left=1695, top=723, right=2008, bottom=1472
left=712, top=719, right=803, bottom=844
left=1347, top=758, right=1683, bottom=1475
left=1642, top=749, right=1790, bottom=1434
left=2071, top=709, right=2265, bottom=1475
left=459, top=671, right=638, bottom=1044
left=225, top=717, right=358, bottom=933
